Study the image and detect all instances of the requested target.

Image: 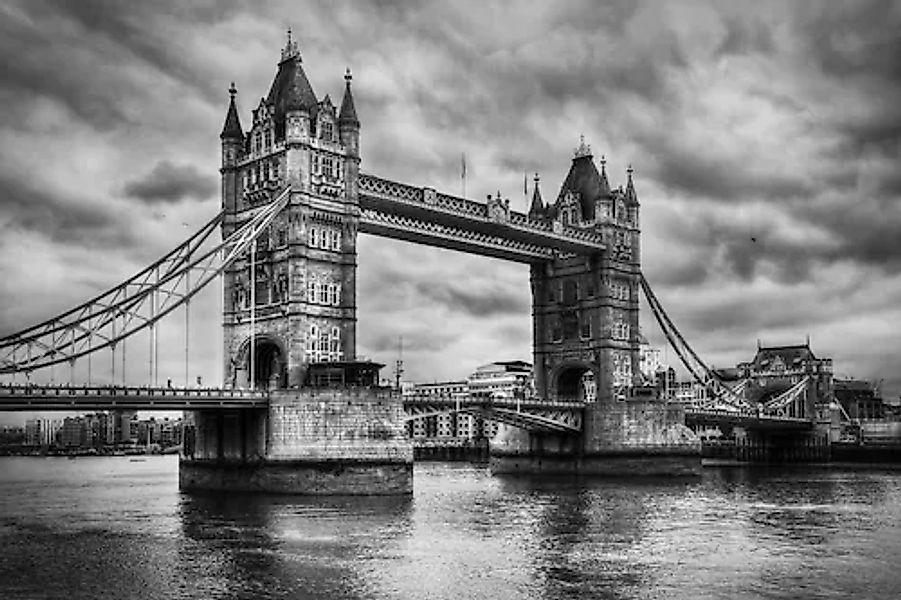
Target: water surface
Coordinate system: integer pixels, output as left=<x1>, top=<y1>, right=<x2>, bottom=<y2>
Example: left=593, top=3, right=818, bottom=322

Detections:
left=1, top=457, right=899, bottom=599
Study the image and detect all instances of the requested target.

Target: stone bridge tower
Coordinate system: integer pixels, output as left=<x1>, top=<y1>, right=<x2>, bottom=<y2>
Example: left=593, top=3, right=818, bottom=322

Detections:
left=219, top=33, right=361, bottom=389
left=529, top=138, right=641, bottom=407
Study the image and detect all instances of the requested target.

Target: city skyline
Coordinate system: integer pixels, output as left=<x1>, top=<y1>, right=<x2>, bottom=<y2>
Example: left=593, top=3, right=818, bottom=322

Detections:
left=1, top=1, right=899, bottom=421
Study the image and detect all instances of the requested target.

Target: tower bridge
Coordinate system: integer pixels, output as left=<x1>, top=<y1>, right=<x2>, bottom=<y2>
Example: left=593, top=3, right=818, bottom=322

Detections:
left=0, top=35, right=834, bottom=491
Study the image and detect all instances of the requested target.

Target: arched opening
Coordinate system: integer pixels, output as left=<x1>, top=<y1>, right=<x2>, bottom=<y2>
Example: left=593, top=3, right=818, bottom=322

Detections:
left=556, top=365, right=595, bottom=402
left=250, top=340, right=284, bottom=390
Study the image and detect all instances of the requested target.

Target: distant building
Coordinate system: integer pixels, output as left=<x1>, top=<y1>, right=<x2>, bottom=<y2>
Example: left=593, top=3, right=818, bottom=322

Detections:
left=834, top=379, right=885, bottom=421
left=403, top=360, right=533, bottom=445
left=467, top=360, right=532, bottom=400
left=24, top=419, right=42, bottom=446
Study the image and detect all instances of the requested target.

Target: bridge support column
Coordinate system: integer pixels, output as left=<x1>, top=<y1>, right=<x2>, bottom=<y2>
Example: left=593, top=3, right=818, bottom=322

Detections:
left=490, top=401, right=701, bottom=476
left=731, top=428, right=830, bottom=464
left=180, top=387, right=413, bottom=494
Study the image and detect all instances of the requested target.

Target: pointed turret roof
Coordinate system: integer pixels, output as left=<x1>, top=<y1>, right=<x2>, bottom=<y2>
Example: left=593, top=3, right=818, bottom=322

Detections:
left=599, top=155, right=611, bottom=196
left=625, top=165, right=639, bottom=205
left=220, top=82, right=243, bottom=140
left=267, top=30, right=318, bottom=138
left=339, top=68, right=359, bottom=127
left=555, top=136, right=606, bottom=221
left=528, top=173, right=545, bottom=217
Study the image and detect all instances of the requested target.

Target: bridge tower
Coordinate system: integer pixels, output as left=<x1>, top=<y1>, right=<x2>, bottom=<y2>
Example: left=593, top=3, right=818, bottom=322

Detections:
left=493, top=139, right=699, bottom=474
left=529, top=139, right=641, bottom=405
left=220, top=33, right=360, bottom=390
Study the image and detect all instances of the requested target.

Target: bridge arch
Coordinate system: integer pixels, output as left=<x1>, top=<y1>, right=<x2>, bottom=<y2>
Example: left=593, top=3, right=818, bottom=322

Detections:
left=233, top=334, right=288, bottom=390
left=552, top=361, right=598, bottom=403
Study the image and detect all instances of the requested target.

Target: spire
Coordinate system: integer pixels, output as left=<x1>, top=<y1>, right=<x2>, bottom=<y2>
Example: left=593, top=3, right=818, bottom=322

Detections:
left=528, top=172, right=545, bottom=218
left=281, top=27, right=300, bottom=62
left=574, top=134, right=592, bottom=159
left=220, top=82, right=243, bottom=140
left=599, top=154, right=611, bottom=195
left=625, top=164, right=638, bottom=204
left=339, top=68, right=359, bottom=127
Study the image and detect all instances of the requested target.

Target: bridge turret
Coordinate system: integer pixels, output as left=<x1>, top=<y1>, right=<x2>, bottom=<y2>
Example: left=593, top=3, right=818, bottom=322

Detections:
left=220, top=82, right=243, bottom=218
left=339, top=68, right=360, bottom=157
left=528, top=173, right=545, bottom=219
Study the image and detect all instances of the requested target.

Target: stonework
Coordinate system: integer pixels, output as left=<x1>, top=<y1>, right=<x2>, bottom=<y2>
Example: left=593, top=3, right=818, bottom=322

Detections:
left=219, top=40, right=361, bottom=390
left=181, top=387, right=413, bottom=495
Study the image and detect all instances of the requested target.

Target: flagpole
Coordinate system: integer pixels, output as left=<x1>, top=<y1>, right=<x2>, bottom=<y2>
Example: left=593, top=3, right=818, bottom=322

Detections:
left=461, top=152, right=466, bottom=198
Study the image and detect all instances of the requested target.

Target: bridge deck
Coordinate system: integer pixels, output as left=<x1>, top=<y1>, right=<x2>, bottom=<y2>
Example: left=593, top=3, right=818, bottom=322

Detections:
left=0, top=385, right=268, bottom=410
left=685, top=409, right=814, bottom=431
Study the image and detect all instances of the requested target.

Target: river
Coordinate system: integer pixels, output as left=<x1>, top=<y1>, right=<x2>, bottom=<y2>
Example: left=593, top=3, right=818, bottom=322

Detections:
left=0, top=456, right=899, bottom=599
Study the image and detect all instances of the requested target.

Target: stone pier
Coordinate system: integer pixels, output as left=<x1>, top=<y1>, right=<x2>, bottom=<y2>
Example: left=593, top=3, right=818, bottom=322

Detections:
left=180, top=365, right=413, bottom=494
left=490, top=400, right=701, bottom=476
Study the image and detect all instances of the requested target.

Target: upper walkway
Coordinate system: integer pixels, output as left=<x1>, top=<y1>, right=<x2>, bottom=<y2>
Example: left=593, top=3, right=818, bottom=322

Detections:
left=357, top=173, right=607, bottom=263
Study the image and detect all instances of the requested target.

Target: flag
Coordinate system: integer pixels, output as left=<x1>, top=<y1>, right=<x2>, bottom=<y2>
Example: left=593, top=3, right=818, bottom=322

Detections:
left=461, top=153, right=466, bottom=179
left=524, top=171, right=528, bottom=195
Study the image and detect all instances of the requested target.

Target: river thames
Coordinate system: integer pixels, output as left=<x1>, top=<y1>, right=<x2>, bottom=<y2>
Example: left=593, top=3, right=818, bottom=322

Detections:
left=0, top=457, right=899, bottom=599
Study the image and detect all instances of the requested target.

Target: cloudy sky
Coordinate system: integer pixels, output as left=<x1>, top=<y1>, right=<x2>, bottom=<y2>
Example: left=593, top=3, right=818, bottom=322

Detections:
left=1, top=0, right=900, bottom=416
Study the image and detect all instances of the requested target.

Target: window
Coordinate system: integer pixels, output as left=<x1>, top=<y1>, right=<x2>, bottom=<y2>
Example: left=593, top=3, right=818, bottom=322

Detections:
left=309, top=227, right=318, bottom=248
left=308, top=281, right=317, bottom=303
left=329, top=327, right=341, bottom=360
left=319, top=329, right=329, bottom=357
left=318, top=284, right=328, bottom=305
left=322, top=156, right=334, bottom=178
left=580, top=319, right=592, bottom=339
left=309, top=325, right=318, bottom=360
left=328, top=283, right=339, bottom=306
left=331, top=230, right=340, bottom=251
left=321, top=120, right=334, bottom=141
left=263, top=130, right=271, bottom=149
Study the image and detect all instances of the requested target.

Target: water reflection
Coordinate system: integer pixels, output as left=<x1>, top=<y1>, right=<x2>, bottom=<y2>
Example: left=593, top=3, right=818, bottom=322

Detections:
left=176, top=491, right=413, bottom=599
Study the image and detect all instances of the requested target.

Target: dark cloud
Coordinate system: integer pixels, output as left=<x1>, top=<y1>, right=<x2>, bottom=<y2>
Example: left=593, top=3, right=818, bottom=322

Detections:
left=0, top=171, right=135, bottom=249
left=123, top=161, right=216, bottom=205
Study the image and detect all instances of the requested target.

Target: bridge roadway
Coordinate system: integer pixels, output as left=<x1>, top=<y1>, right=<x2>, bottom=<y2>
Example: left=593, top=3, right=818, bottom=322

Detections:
left=0, top=384, right=267, bottom=411
left=403, top=396, right=585, bottom=434
left=684, top=408, right=813, bottom=431
left=0, top=383, right=816, bottom=434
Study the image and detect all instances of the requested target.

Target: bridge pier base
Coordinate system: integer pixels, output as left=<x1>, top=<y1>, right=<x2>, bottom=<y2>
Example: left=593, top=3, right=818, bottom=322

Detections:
left=490, top=401, right=702, bottom=476
left=732, top=427, right=830, bottom=464
left=180, top=388, right=413, bottom=495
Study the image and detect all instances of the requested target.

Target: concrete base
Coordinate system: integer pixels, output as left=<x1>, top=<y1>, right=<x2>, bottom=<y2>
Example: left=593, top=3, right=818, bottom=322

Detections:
left=490, top=452, right=701, bottom=476
left=179, top=459, right=413, bottom=495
